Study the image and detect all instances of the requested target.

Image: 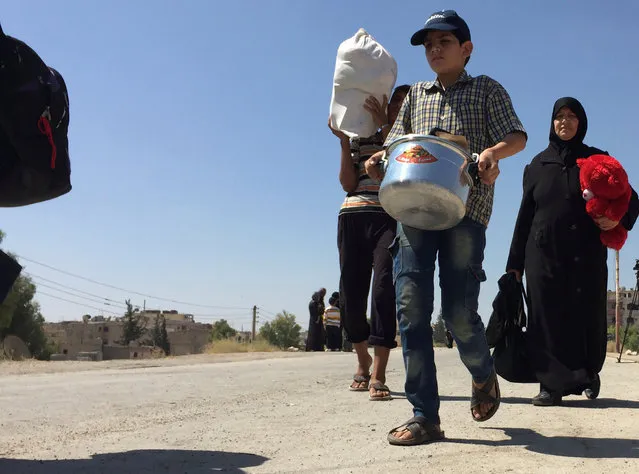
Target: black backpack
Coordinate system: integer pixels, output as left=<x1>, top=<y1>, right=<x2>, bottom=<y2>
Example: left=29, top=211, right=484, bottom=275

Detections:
left=0, top=23, right=71, bottom=207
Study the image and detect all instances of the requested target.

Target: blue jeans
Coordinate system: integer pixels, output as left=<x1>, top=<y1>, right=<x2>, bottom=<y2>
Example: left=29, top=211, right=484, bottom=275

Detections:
left=389, top=217, right=493, bottom=425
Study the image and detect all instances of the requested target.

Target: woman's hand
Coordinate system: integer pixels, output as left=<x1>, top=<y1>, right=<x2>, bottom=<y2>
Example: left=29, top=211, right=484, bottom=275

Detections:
left=594, top=216, right=619, bottom=231
left=507, top=269, right=522, bottom=282
left=363, top=95, right=388, bottom=130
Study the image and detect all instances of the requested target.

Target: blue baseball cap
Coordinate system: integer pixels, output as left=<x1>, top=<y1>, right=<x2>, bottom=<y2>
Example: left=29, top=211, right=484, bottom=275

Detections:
left=410, top=10, right=471, bottom=46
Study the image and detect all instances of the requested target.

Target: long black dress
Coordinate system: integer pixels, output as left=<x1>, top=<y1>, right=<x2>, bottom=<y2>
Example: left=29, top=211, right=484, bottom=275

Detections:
left=305, top=293, right=325, bottom=352
left=507, top=97, right=639, bottom=394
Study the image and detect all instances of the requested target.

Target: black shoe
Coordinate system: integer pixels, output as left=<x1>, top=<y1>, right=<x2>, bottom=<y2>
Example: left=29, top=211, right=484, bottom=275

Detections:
left=584, top=374, right=601, bottom=400
left=532, top=389, right=562, bottom=406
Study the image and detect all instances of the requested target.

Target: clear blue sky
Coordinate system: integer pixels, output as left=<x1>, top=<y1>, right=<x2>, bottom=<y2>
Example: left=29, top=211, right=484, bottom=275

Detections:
left=2, top=0, right=638, bottom=332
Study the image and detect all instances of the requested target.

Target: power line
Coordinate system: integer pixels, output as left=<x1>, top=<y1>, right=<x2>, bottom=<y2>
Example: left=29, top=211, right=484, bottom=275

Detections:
left=256, top=313, right=274, bottom=323
left=258, top=307, right=278, bottom=318
left=188, top=315, right=253, bottom=323
left=31, top=277, right=252, bottom=320
left=15, top=254, right=251, bottom=311
left=27, top=273, right=132, bottom=308
left=27, top=273, right=251, bottom=317
left=36, top=290, right=122, bottom=316
left=29, top=274, right=253, bottom=321
left=36, top=289, right=252, bottom=324
left=32, top=280, right=128, bottom=309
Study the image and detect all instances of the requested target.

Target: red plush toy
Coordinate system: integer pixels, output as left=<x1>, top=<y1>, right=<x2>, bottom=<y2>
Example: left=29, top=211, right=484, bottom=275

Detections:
left=576, top=154, right=631, bottom=250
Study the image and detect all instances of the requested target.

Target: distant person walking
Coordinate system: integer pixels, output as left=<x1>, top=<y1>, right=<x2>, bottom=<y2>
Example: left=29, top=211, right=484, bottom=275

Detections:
left=306, top=288, right=326, bottom=352
left=324, top=295, right=342, bottom=351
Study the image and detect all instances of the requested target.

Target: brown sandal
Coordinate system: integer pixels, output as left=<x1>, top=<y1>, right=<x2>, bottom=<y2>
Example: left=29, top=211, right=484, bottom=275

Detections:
left=349, top=374, right=370, bottom=391
left=470, top=370, right=501, bottom=422
left=369, top=381, right=392, bottom=401
left=387, top=417, right=445, bottom=446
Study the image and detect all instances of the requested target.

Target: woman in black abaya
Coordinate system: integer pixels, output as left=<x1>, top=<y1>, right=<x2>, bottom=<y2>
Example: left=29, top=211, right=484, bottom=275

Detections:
left=305, top=288, right=326, bottom=352
left=506, top=97, right=639, bottom=406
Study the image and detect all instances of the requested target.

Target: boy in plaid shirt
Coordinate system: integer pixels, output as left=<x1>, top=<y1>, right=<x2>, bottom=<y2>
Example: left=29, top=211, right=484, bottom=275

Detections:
left=366, top=9, right=527, bottom=446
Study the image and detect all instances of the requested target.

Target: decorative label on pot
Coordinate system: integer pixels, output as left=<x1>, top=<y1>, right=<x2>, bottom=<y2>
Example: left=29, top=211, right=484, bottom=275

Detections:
left=395, top=145, right=438, bottom=164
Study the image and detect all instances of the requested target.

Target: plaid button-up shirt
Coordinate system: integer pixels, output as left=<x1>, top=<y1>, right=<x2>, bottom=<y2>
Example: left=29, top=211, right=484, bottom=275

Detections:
left=384, top=71, right=526, bottom=226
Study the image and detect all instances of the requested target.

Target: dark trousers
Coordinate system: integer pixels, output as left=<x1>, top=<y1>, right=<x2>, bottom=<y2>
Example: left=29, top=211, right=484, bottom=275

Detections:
left=326, top=326, right=342, bottom=351
left=337, top=212, right=397, bottom=349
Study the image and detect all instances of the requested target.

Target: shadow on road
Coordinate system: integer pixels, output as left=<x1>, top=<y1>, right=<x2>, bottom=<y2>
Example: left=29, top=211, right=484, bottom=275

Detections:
left=560, top=398, right=639, bottom=409
left=390, top=394, right=639, bottom=410
left=447, top=427, right=639, bottom=459
left=497, top=396, right=639, bottom=409
left=0, top=449, right=268, bottom=474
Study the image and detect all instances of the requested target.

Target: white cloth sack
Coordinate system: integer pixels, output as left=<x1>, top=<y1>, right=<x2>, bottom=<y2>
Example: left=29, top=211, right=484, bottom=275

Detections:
left=329, top=28, right=397, bottom=139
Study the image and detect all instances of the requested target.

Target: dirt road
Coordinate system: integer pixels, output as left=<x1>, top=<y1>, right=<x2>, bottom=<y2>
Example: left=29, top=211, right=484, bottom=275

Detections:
left=0, top=349, right=637, bottom=473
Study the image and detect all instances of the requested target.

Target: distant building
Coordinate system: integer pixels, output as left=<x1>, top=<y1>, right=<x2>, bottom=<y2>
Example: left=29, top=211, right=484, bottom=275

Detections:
left=139, top=309, right=195, bottom=323
left=607, top=287, right=638, bottom=328
left=43, top=309, right=212, bottom=360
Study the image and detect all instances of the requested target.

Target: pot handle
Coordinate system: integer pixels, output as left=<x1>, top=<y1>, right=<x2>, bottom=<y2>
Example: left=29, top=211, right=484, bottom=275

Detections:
left=465, top=153, right=481, bottom=186
left=372, top=150, right=389, bottom=181
left=380, top=150, right=389, bottom=173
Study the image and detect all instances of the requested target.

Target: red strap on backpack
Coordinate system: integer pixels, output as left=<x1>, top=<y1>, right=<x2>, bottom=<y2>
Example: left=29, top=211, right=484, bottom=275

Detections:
left=37, top=113, right=56, bottom=169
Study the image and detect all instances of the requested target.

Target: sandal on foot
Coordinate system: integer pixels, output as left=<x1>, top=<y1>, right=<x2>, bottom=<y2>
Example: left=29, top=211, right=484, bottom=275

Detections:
left=387, top=417, right=445, bottom=446
left=369, top=381, right=392, bottom=401
left=470, top=370, right=501, bottom=422
left=349, top=374, right=370, bottom=391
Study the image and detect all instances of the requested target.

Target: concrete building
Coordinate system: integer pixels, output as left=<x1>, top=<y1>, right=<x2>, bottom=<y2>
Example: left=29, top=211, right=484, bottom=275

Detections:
left=169, top=326, right=211, bottom=356
left=102, top=344, right=155, bottom=360
left=139, top=309, right=195, bottom=323
left=43, top=310, right=212, bottom=360
left=607, top=287, right=638, bottom=328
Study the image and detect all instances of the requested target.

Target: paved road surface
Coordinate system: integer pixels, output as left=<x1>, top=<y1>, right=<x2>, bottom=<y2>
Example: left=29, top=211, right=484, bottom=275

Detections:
left=0, top=349, right=637, bottom=473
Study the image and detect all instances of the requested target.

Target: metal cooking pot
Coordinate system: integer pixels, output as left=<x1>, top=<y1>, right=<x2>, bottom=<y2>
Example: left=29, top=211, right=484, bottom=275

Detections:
left=379, top=134, right=480, bottom=231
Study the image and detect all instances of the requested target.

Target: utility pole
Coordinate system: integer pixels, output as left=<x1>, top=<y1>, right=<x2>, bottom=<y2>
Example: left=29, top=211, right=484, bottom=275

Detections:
left=252, top=305, right=257, bottom=342
left=615, top=250, right=621, bottom=353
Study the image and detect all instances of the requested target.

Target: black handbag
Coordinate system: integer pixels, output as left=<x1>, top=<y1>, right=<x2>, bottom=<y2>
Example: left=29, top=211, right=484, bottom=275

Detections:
left=489, top=273, right=536, bottom=383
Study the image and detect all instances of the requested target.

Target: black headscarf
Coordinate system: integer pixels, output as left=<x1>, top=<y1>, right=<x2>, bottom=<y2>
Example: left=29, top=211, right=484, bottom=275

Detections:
left=546, top=97, right=592, bottom=166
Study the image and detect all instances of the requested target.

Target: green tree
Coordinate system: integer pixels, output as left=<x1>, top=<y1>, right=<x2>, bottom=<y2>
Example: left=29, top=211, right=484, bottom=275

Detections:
left=120, top=299, right=146, bottom=345
left=432, top=309, right=447, bottom=345
left=619, top=325, right=639, bottom=352
left=608, top=324, right=639, bottom=352
left=0, top=276, right=52, bottom=360
left=211, top=319, right=237, bottom=341
left=0, top=231, right=52, bottom=360
left=259, top=310, right=302, bottom=349
left=152, top=315, right=171, bottom=355
left=0, top=287, right=15, bottom=332
left=159, top=316, right=170, bottom=354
